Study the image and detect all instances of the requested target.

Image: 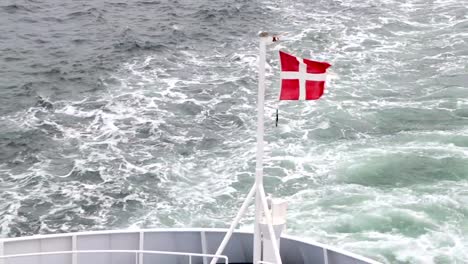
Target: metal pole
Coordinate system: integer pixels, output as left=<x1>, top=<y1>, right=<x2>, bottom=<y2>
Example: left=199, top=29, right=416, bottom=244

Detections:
left=254, top=33, right=268, bottom=264
left=210, top=184, right=257, bottom=264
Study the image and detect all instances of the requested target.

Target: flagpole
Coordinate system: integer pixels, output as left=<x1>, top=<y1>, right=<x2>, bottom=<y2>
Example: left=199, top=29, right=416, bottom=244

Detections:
left=209, top=33, right=281, bottom=264
left=253, top=32, right=268, bottom=264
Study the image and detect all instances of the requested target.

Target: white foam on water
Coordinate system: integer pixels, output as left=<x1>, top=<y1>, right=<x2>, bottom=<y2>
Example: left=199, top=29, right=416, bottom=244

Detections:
left=255, top=0, right=468, bottom=262
left=0, top=0, right=467, bottom=262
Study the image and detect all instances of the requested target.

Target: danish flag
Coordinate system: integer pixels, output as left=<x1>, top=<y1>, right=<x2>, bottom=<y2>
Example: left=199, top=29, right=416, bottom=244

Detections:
left=279, top=51, right=331, bottom=100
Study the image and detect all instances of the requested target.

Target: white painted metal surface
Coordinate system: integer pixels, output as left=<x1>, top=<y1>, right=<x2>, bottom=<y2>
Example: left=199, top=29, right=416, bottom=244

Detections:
left=0, top=250, right=229, bottom=264
left=0, top=239, right=4, bottom=264
left=72, top=234, right=77, bottom=264
left=258, top=186, right=281, bottom=263
left=200, top=231, right=208, bottom=264
left=260, top=198, right=287, bottom=264
left=253, top=32, right=268, bottom=264
left=211, top=32, right=282, bottom=264
left=0, top=228, right=381, bottom=264
left=138, top=232, right=144, bottom=264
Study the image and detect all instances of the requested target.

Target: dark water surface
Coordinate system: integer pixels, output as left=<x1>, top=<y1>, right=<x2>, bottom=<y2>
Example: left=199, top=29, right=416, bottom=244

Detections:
left=1, top=0, right=467, bottom=263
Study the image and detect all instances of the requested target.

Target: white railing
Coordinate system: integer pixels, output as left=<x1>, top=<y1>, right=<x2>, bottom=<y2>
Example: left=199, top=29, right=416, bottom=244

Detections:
left=0, top=249, right=229, bottom=264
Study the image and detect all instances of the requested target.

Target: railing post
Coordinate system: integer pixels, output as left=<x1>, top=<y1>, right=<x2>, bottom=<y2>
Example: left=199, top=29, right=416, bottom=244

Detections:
left=72, top=235, right=77, bottom=264
left=0, top=240, right=4, bottom=264
left=139, top=232, right=144, bottom=264
left=323, top=248, right=329, bottom=264
left=201, top=231, right=208, bottom=264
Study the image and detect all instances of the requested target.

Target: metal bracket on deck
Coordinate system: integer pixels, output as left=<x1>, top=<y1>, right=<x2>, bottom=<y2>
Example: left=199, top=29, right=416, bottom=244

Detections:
left=260, top=197, right=288, bottom=264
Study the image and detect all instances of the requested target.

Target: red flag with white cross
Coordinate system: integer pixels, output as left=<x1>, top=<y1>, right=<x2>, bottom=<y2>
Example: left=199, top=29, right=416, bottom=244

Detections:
left=279, top=51, right=331, bottom=100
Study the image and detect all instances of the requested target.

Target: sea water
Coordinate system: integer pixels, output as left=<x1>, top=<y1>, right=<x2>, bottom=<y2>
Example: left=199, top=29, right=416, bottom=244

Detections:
left=0, top=0, right=467, bottom=263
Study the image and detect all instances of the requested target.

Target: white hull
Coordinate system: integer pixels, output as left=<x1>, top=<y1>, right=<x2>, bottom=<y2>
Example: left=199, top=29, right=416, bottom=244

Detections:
left=0, top=228, right=380, bottom=264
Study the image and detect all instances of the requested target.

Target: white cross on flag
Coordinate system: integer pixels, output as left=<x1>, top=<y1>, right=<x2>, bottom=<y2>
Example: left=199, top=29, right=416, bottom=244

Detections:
left=279, top=51, right=331, bottom=100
